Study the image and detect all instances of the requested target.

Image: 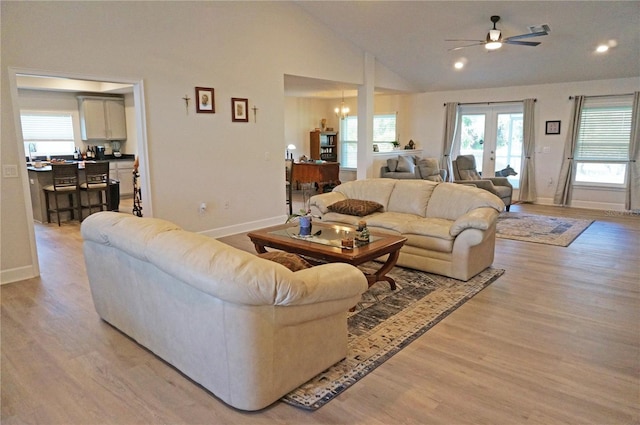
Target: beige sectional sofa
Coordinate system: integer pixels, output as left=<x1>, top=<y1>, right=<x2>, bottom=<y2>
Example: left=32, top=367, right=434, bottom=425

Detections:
left=81, top=212, right=368, bottom=411
left=309, top=178, right=504, bottom=281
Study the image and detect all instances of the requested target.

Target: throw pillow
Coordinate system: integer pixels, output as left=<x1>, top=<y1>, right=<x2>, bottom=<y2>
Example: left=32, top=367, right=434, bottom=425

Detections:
left=327, top=199, right=383, bottom=216
left=417, top=158, right=443, bottom=182
left=395, top=155, right=415, bottom=173
left=386, top=158, right=399, bottom=172
left=258, top=252, right=312, bottom=271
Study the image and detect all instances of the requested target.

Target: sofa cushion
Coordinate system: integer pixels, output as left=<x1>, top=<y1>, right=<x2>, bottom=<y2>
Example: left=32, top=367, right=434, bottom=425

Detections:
left=403, top=218, right=455, bottom=252
left=258, top=252, right=312, bottom=271
left=327, top=199, right=383, bottom=216
left=387, top=158, right=399, bottom=172
left=333, top=179, right=397, bottom=211
left=387, top=180, right=437, bottom=216
left=395, top=155, right=415, bottom=173
left=459, top=169, right=482, bottom=180
left=426, top=183, right=504, bottom=220
left=365, top=211, right=421, bottom=233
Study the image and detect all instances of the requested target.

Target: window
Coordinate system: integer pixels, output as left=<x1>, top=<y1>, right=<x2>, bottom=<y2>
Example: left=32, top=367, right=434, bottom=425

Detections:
left=21, top=112, right=75, bottom=158
left=574, top=96, right=632, bottom=187
left=340, top=113, right=397, bottom=169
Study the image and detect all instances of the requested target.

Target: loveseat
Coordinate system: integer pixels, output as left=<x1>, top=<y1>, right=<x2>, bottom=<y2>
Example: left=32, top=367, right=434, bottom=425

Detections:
left=81, top=212, right=368, bottom=411
left=380, top=156, right=447, bottom=181
left=309, top=179, right=504, bottom=281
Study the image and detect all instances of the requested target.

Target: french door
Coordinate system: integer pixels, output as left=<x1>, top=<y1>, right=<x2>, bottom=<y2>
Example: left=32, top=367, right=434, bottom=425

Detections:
left=455, top=104, right=523, bottom=188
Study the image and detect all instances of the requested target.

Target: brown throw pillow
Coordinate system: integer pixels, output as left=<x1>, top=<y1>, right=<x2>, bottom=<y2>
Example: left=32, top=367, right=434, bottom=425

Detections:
left=327, top=199, right=383, bottom=216
left=258, top=252, right=312, bottom=271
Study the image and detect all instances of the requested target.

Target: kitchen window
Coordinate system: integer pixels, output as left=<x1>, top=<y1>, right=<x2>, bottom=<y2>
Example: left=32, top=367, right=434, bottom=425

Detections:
left=340, top=113, right=397, bottom=169
left=21, top=112, right=75, bottom=159
left=573, top=96, right=632, bottom=187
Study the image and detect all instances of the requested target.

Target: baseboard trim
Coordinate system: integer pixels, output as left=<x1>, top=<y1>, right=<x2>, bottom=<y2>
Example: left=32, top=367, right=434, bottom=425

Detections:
left=533, top=197, right=626, bottom=211
left=1, top=265, right=38, bottom=285
left=199, top=215, right=286, bottom=239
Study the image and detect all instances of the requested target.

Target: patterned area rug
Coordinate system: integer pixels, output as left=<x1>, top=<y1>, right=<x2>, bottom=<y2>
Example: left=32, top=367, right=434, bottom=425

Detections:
left=496, top=212, right=594, bottom=247
left=281, top=264, right=504, bottom=410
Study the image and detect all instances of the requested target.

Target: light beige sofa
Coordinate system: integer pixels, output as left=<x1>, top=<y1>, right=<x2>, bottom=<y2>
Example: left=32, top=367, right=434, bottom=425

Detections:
left=309, top=179, right=504, bottom=281
left=81, top=212, right=368, bottom=411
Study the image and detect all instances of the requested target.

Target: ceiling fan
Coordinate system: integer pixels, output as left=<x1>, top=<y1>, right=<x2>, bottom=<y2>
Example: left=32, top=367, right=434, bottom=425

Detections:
left=447, top=15, right=549, bottom=51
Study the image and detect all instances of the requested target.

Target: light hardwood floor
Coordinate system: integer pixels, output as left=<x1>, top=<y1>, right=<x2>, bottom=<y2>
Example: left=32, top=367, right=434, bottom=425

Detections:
left=2, top=196, right=638, bottom=424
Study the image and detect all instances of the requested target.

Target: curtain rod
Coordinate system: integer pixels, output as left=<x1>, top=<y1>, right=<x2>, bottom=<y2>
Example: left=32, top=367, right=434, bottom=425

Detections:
left=569, top=93, right=634, bottom=100
left=443, top=99, right=536, bottom=107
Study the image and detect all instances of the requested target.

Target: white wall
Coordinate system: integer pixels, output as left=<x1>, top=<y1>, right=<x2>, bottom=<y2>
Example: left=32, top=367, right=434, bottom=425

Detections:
left=1, top=1, right=414, bottom=283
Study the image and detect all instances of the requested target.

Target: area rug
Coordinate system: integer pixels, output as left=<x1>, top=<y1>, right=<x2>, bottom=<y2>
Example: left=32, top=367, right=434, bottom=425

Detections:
left=496, top=212, right=593, bottom=247
left=281, top=264, right=504, bottom=410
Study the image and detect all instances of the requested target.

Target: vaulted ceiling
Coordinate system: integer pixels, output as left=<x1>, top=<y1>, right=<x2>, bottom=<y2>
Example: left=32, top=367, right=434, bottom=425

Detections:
left=292, top=1, right=639, bottom=95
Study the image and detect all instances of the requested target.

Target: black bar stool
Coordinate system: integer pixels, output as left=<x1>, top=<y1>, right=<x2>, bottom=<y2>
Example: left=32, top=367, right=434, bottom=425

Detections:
left=43, top=163, right=82, bottom=226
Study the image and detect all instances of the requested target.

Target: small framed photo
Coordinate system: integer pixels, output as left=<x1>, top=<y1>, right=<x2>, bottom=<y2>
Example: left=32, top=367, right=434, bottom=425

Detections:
left=545, top=120, right=561, bottom=135
left=195, top=87, right=215, bottom=113
left=231, top=98, right=249, bottom=122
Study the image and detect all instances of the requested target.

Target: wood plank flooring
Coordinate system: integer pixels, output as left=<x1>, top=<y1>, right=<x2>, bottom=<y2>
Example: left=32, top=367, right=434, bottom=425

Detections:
left=2, top=197, right=638, bottom=424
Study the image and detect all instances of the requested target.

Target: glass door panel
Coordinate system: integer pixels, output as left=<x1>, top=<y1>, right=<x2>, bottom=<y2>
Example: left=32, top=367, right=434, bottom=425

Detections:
left=458, top=114, right=486, bottom=174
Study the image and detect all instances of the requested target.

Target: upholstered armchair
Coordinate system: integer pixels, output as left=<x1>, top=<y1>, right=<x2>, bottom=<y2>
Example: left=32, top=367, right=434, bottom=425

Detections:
left=452, top=155, right=512, bottom=211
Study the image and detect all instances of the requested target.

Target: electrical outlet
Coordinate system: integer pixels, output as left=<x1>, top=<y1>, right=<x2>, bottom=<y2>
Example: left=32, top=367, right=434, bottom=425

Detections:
left=199, top=202, right=207, bottom=214
left=2, top=164, right=18, bottom=178
left=224, top=200, right=230, bottom=209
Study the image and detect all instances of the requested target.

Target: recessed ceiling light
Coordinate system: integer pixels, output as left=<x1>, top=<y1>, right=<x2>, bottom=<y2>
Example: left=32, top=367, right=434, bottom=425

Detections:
left=596, top=44, right=609, bottom=53
left=454, top=61, right=464, bottom=69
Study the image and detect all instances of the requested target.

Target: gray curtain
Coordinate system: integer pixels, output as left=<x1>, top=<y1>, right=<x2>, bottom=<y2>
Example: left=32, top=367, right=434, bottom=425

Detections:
left=441, top=102, right=458, bottom=181
left=519, top=98, right=537, bottom=202
left=554, top=96, right=584, bottom=206
left=625, top=92, right=640, bottom=210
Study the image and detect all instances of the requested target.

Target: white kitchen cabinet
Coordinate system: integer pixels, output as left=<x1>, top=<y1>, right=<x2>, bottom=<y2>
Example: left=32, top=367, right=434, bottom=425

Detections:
left=78, top=96, right=127, bottom=141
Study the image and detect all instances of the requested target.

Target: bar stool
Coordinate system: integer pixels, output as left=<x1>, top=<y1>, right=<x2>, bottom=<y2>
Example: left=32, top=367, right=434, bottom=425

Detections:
left=81, top=161, right=110, bottom=217
left=43, top=163, right=82, bottom=226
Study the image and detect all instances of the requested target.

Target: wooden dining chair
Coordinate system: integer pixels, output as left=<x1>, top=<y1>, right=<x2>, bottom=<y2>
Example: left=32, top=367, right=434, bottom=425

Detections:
left=43, top=163, right=82, bottom=226
left=81, top=161, right=110, bottom=217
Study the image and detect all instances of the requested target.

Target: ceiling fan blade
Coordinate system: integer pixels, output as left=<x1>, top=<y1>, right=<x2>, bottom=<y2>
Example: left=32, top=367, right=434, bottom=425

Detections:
left=505, top=40, right=541, bottom=47
left=445, top=39, right=484, bottom=42
left=506, top=31, right=548, bottom=41
left=447, top=42, right=485, bottom=51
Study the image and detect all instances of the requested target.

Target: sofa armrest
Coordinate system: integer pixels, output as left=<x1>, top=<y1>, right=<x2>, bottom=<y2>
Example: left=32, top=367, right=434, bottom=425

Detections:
left=454, top=179, right=499, bottom=196
left=293, top=263, right=368, bottom=305
left=450, top=207, right=499, bottom=237
left=485, top=177, right=513, bottom=188
left=309, top=191, right=346, bottom=215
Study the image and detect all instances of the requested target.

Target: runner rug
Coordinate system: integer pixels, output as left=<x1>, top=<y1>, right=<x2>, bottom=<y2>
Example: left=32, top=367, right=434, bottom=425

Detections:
left=496, top=212, right=594, bottom=247
left=281, top=264, right=504, bottom=410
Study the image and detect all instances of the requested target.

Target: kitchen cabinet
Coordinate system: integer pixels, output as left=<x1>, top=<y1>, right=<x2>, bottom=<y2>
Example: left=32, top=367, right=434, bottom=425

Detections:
left=78, top=96, right=127, bottom=141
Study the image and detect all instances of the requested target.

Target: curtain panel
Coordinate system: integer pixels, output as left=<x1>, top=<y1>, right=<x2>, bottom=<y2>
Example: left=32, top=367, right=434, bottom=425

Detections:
left=554, top=96, right=585, bottom=206
left=519, top=98, right=537, bottom=202
left=441, top=102, right=458, bottom=181
left=625, top=92, right=640, bottom=211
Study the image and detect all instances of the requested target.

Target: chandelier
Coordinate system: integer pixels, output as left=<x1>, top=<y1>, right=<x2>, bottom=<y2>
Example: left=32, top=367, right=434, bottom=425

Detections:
left=335, top=91, right=350, bottom=120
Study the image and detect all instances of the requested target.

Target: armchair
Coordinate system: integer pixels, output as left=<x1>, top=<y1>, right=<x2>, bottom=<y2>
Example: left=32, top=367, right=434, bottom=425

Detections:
left=452, top=155, right=512, bottom=211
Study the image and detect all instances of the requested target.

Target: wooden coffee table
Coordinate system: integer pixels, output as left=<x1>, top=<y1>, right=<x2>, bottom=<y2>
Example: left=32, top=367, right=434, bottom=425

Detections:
left=248, top=222, right=407, bottom=289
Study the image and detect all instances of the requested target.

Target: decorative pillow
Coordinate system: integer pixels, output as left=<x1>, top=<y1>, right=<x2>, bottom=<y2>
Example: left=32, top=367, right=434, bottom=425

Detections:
left=258, top=252, right=312, bottom=271
left=417, top=158, right=444, bottom=182
left=386, top=158, right=399, bottom=172
left=395, top=155, right=415, bottom=173
left=327, top=199, right=383, bottom=216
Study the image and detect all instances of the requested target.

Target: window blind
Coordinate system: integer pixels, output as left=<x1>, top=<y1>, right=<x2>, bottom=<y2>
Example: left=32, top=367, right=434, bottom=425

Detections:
left=575, top=105, right=632, bottom=161
left=21, top=113, right=74, bottom=141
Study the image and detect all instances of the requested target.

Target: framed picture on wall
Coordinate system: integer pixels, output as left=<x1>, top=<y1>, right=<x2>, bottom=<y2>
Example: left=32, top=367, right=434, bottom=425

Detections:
left=231, top=98, right=249, bottom=122
left=545, top=120, right=561, bottom=135
left=195, top=87, right=215, bottom=113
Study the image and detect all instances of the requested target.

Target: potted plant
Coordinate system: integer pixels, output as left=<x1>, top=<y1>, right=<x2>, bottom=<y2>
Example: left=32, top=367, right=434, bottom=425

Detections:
left=392, top=141, right=401, bottom=149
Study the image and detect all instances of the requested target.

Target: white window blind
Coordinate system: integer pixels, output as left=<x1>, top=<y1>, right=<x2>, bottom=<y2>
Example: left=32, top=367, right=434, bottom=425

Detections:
left=575, top=104, right=632, bottom=161
left=21, top=113, right=74, bottom=141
